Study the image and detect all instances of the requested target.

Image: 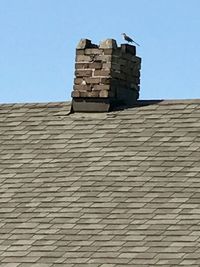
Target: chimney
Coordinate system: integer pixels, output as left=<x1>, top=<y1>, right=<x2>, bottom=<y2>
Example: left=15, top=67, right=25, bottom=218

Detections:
left=71, top=38, right=141, bottom=112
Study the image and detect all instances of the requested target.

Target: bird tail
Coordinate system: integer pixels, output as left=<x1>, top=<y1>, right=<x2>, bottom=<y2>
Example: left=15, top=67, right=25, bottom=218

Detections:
left=133, top=40, right=140, bottom=47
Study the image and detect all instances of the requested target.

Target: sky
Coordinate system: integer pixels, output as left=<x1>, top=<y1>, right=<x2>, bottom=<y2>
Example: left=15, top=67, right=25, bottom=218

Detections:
left=0, top=0, right=200, bottom=103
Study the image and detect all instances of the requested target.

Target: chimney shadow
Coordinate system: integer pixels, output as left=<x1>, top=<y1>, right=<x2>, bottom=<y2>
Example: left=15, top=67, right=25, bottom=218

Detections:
left=110, top=99, right=164, bottom=111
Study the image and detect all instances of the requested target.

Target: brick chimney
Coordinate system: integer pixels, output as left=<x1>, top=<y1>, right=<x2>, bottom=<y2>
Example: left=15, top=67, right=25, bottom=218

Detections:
left=71, top=38, right=141, bottom=112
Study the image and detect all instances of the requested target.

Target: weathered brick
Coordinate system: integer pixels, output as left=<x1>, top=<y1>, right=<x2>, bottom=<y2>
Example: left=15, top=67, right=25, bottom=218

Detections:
left=84, top=48, right=103, bottom=55
left=88, top=61, right=102, bottom=69
left=74, top=78, right=84, bottom=85
left=94, top=85, right=110, bottom=91
left=75, top=63, right=89, bottom=69
left=73, top=85, right=91, bottom=91
left=76, top=55, right=92, bottom=62
left=75, top=70, right=92, bottom=77
left=112, top=58, right=125, bottom=66
left=85, top=77, right=101, bottom=84
left=87, top=91, right=99, bottom=97
left=121, top=53, right=135, bottom=61
left=94, top=55, right=112, bottom=63
left=79, top=91, right=89, bottom=97
left=128, top=77, right=140, bottom=84
left=114, top=57, right=126, bottom=65
left=76, top=38, right=91, bottom=49
left=71, top=90, right=80, bottom=97
left=132, top=64, right=141, bottom=71
left=133, top=56, right=142, bottom=63
left=99, top=90, right=109, bottom=98
left=99, top=39, right=117, bottom=49
left=94, top=69, right=111, bottom=77
left=100, top=78, right=111, bottom=84
left=121, top=44, right=136, bottom=55
left=111, top=63, right=121, bottom=72
left=99, top=90, right=115, bottom=98
left=102, top=62, right=112, bottom=69
left=103, top=49, right=113, bottom=55
left=131, top=70, right=141, bottom=77
left=111, top=72, right=125, bottom=80
left=76, top=49, right=85, bottom=55
left=130, top=83, right=140, bottom=90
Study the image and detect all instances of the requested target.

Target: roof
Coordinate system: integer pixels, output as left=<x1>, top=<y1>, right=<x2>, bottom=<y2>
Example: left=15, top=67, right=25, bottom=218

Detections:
left=0, top=99, right=200, bottom=267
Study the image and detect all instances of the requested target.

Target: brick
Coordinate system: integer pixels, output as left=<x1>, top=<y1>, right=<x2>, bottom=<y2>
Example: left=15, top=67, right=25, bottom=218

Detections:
left=129, top=77, right=140, bottom=84
left=113, top=57, right=126, bottom=65
left=87, top=91, right=100, bottom=97
left=112, top=71, right=126, bottom=80
left=75, top=63, right=89, bottom=69
left=94, top=69, right=111, bottom=77
left=75, top=70, right=92, bottom=77
left=99, top=39, right=117, bottom=49
left=79, top=91, right=89, bottom=97
left=121, top=53, right=135, bottom=61
left=74, top=78, right=84, bottom=85
left=88, top=61, right=102, bottom=69
left=99, top=90, right=109, bottom=98
left=73, top=85, right=91, bottom=91
left=84, top=48, right=103, bottom=55
left=121, top=44, right=136, bottom=55
left=76, top=49, right=85, bottom=55
left=130, top=70, right=141, bottom=77
left=85, top=77, right=101, bottom=84
left=132, top=55, right=142, bottom=63
left=75, top=55, right=92, bottom=62
left=100, top=78, right=111, bottom=84
left=111, top=63, right=121, bottom=72
left=76, top=38, right=91, bottom=49
left=94, top=85, right=110, bottom=91
left=77, top=90, right=99, bottom=98
left=103, top=49, right=113, bottom=55
left=102, top=63, right=112, bottom=71
left=95, top=55, right=112, bottom=62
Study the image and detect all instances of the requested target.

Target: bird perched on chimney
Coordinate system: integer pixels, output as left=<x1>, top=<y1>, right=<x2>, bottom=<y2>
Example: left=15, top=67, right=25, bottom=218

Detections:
left=121, top=33, right=140, bottom=46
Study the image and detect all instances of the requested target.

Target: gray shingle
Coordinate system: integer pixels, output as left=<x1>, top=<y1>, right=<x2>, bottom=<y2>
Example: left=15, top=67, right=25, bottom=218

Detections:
left=0, top=100, right=200, bottom=266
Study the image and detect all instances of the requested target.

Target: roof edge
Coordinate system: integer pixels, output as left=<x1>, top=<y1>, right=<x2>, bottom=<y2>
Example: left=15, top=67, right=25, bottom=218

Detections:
left=0, top=99, right=200, bottom=110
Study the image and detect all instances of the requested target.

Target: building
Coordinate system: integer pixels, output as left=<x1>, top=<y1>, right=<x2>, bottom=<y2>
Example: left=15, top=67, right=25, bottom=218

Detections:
left=0, top=39, right=200, bottom=267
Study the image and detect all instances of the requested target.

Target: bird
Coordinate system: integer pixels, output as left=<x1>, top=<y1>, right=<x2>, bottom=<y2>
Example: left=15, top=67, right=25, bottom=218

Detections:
left=121, top=33, right=140, bottom=46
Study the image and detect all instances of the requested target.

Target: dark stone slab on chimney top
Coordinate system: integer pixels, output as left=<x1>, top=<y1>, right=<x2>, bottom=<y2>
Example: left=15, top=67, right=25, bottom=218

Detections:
left=121, top=44, right=136, bottom=55
left=72, top=98, right=110, bottom=112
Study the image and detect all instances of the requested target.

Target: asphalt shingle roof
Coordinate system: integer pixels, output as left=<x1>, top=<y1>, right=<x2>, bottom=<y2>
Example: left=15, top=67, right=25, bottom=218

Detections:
left=0, top=99, right=200, bottom=267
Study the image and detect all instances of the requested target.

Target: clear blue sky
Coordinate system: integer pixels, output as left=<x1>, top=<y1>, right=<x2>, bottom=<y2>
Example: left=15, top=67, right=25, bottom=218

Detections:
left=1, top=0, right=200, bottom=103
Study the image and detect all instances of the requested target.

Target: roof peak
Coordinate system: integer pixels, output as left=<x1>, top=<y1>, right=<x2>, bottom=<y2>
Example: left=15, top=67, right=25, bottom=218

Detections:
left=1, top=99, right=200, bottom=109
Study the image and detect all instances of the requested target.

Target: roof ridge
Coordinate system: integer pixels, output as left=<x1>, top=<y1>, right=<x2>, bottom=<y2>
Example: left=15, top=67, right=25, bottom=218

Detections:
left=134, top=99, right=200, bottom=106
left=0, top=101, right=71, bottom=109
left=0, top=99, right=200, bottom=113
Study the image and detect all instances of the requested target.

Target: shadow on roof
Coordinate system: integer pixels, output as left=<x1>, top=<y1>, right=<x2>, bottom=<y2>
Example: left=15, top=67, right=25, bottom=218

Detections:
left=111, top=99, right=164, bottom=111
